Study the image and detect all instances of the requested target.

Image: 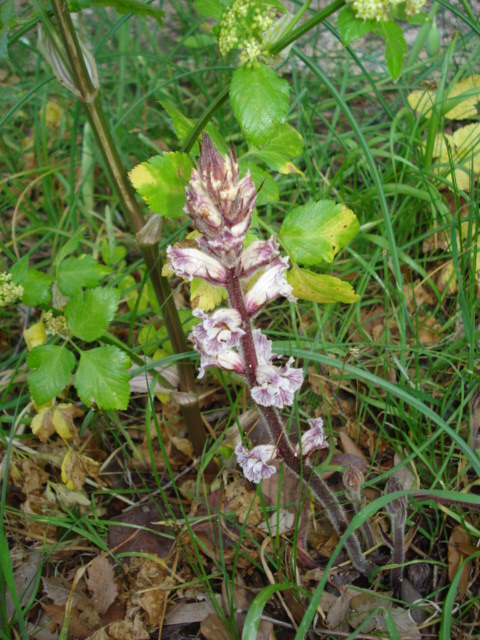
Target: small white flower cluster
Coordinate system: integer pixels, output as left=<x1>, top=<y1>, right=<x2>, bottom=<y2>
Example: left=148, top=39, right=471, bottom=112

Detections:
left=218, top=0, right=275, bottom=64
left=351, top=0, right=426, bottom=21
left=0, top=272, right=23, bottom=307
left=166, top=135, right=329, bottom=483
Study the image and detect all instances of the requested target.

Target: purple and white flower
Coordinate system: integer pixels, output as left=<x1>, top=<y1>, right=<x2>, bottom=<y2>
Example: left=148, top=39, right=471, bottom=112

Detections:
left=239, top=237, right=280, bottom=278
left=235, top=443, right=278, bottom=483
left=197, top=349, right=245, bottom=379
left=190, top=308, right=245, bottom=355
left=253, top=329, right=276, bottom=365
left=251, top=357, right=303, bottom=408
left=167, top=245, right=227, bottom=285
left=244, top=257, right=296, bottom=316
left=294, top=418, right=329, bottom=457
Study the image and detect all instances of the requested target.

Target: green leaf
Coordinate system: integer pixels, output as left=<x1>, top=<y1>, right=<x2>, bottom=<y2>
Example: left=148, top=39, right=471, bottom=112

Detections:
left=129, top=152, right=194, bottom=216
left=65, top=287, right=120, bottom=342
left=100, top=238, right=127, bottom=267
left=337, top=5, right=377, bottom=46
left=11, top=259, right=53, bottom=306
left=94, top=0, right=164, bottom=25
left=242, top=584, right=292, bottom=640
left=183, top=34, right=217, bottom=49
left=250, top=123, right=304, bottom=174
left=57, top=255, right=111, bottom=296
left=27, top=345, right=76, bottom=405
left=190, top=278, right=227, bottom=311
left=194, top=0, right=225, bottom=20
left=0, top=0, right=15, bottom=60
left=280, top=200, right=359, bottom=266
left=378, top=20, right=407, bottom=81
left=75, top=346, right=131, bottom=410
left=239, top=161, right=279, bottom=205
left=230, top=64, right=290, bottom=147
left=160, top=100, right=228, bottom=154
left=53, top=229, right=84, bottom=267
left=287, top=267, right=359, bottom=304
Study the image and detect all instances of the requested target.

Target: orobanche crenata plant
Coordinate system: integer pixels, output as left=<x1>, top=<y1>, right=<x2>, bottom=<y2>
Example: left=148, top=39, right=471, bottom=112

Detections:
left=166, top=134, right=372, bottom=575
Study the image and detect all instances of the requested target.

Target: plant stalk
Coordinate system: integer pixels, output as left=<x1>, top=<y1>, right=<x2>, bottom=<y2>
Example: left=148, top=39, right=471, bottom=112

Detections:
left=225, top=269, right=372, bottom=575
left=49, top=0, right=206, bottom=455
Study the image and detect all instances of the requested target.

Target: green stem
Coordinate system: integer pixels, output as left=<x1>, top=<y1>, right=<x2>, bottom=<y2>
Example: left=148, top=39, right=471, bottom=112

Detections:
left=48, top=0, right=206, bottom=455
left=181, top=86, right=230, bottom=154
left=269, top=0, right=346, bottom=56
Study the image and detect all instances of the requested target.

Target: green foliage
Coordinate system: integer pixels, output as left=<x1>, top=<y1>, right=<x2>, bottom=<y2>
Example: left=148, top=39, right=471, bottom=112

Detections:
left=239, top=161, right=279, bottom=205
left=287, top=267, right=360, bottom=304
left=194, top=0, right=227, bottom=21
left=129, top=152, right=194, bottom=216
left=249, top=123, right=304, bottom=174
left=27, top=345, right=76, bottom=405
left=68, top=0, right=164, bottom=24
left=57, top=255, right=111, bottom=297
left=65, top=287, right=120, bottom=341
left=11, top=258, right=53, bottom=306
left=75, top=346, right=131, bottom=410
left=161, top=100, right=228, bottom=154
left=230, top=64, right=290, bottom=147
left=337, top=6, right=408, bottom=80
left=0, top=0, right=15, bottom=60
left=280, top=200, right=360, bottom=266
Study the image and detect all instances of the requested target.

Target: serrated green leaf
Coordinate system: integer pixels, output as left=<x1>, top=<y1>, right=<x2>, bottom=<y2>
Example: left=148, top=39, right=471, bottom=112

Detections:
left=337, top=5, right=377, bottom=46
left=21, top=269, right=54, bottom=306
left=75, top=346, right=131, bottom=410
left=379, top=20, right=407, bottom=81
left=280, top=200, right=359, bottom=266
left=287, top=268, right=359, bottom=304
left=194, top=0, right=225, bottom=20
left=0, top=0, right=15, bottom=60
left=10, top=257, right=29, bottom=285
left=250, top=123, right=303, bottom=174
left=230, top=64, right=290, bottom=148
left=100, top=238, right=127, bottom=267
left=57, top=255, right=111, bottom=296
left=129, top=152, right=194, bottom=216
left=239, top=161, right=279, bottom=205
left=11, top=259, right=53, bottom=306
left=65, top=287, right=120, bottom=342
left=27, top=345, right=76, bottom=405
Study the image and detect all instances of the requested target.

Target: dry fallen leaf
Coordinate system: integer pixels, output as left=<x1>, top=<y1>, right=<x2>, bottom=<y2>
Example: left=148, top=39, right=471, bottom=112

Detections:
left=86, top=556, right=118, bottom=615
left=448, top=526, right=473, bottom=599
left=200, top=613, right=235, bottom=640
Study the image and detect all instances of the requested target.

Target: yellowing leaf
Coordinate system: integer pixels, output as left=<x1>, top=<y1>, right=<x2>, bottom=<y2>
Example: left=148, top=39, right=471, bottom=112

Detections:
left=190, top=277, right=227, bottom=311
left=61, top=449, right=99, bottom=491
left=44, top=101, right=63, bottom=128
left=452, top=123, right=480, bottom=173
left=52, top=403, right=82, bottom=439
left=24, top=321, right=47, bottom=351
left=407, top=88, right=435, bottom=117
left=31, top=407, right=55, bottom=442
left=445, top=74, right=480, bottom=120
left=287, top=268, right=359, bottom=304
left=429, top=132, right=454, bottom=159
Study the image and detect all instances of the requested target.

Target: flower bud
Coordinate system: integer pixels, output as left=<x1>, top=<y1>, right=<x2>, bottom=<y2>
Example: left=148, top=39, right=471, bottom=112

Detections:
left=294, top=418, right=329, bottom=457
left=239, top=237, right=280, bottom=278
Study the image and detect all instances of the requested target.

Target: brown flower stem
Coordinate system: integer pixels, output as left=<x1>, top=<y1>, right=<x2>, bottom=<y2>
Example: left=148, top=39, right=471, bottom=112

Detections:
left=225, top=269, right=372, bottom=575
left=48, top=0, right=206, bottom=455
